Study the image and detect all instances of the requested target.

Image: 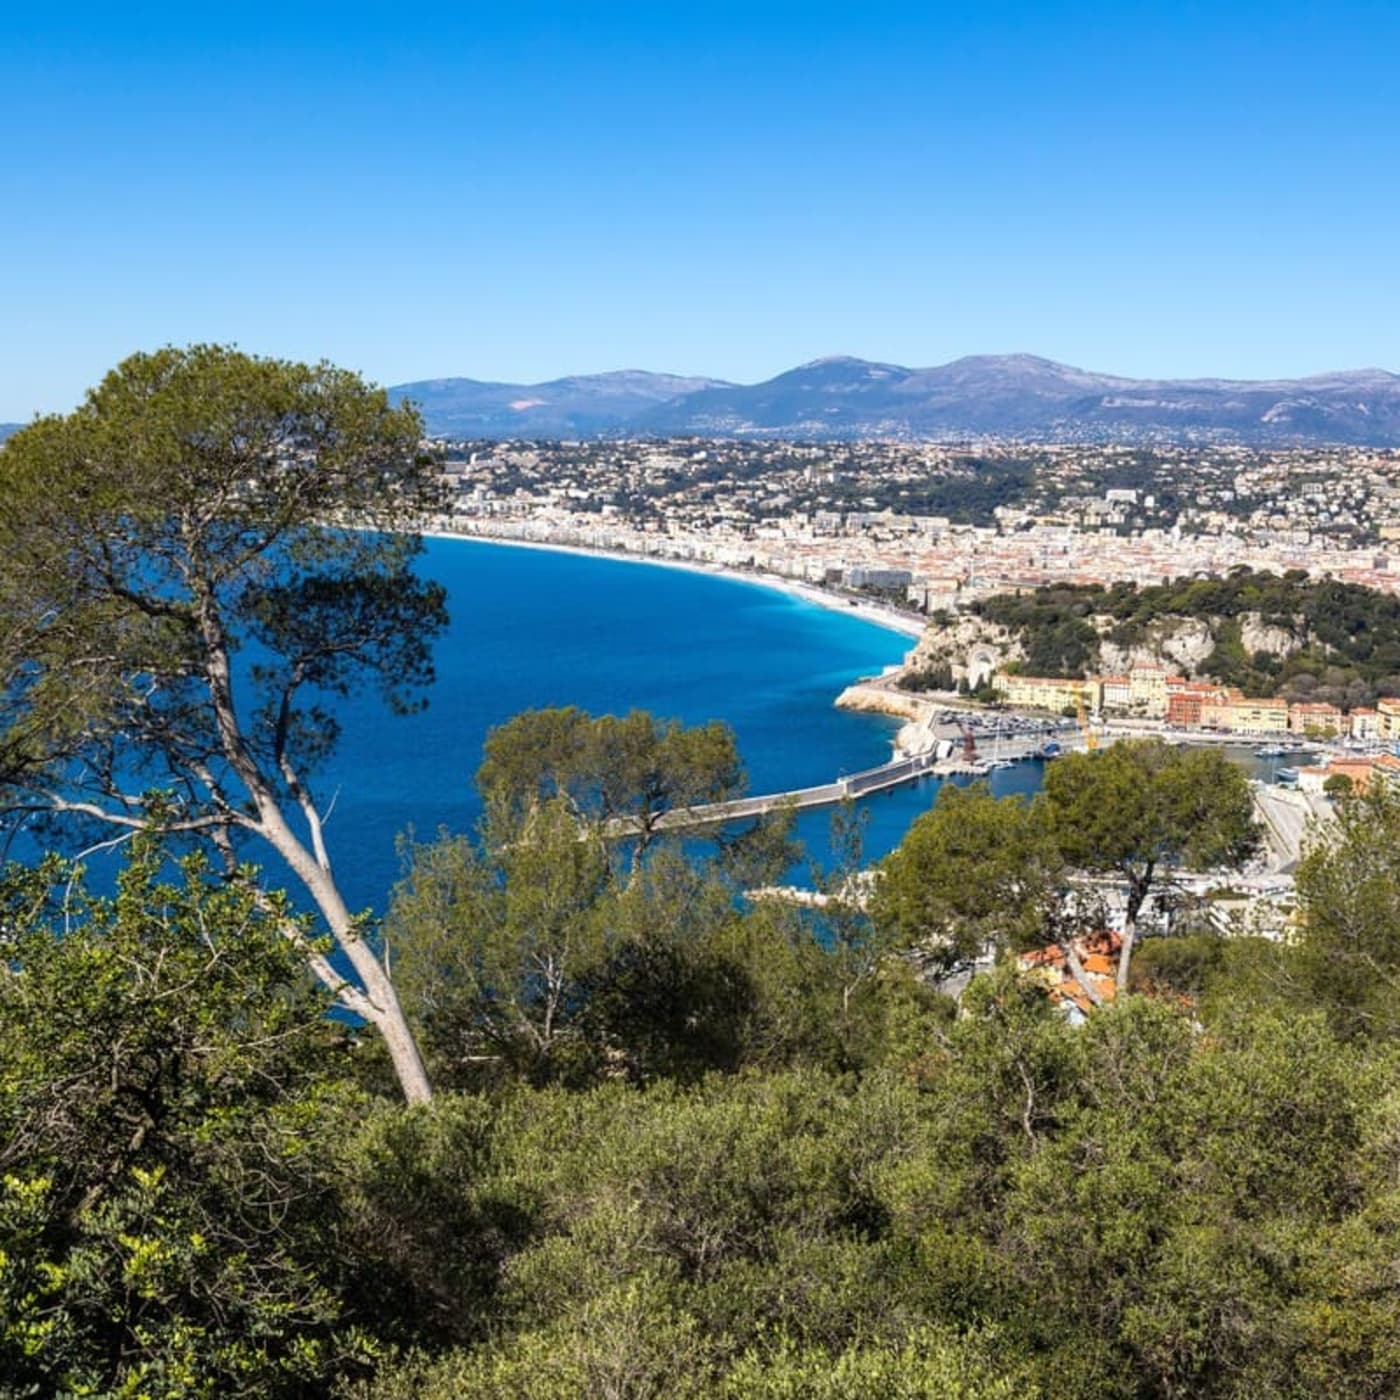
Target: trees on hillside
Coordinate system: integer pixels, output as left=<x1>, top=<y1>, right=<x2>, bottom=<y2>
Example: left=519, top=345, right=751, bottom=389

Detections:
left=387, top=710, right=823, bottom=1090
left=873, top=782, right=1069, bottom=971
left=0, top=346, right=448, bottom=1101
left=476, top=705, right=744, bottom=857
left=872, top=744, right=1259, bottom=996
left=1042, top=741, right=1259, bottom=988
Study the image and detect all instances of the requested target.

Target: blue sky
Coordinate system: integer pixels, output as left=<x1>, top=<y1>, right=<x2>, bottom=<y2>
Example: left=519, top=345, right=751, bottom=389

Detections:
left=4, top=1, right=1398, bottom=417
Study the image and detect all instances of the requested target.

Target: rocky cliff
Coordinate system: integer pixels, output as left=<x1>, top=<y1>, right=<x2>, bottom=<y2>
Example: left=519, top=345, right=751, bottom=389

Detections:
left=903, top=616, right=1024, bottom=687
left=903, top=609, right=1308, bottom=686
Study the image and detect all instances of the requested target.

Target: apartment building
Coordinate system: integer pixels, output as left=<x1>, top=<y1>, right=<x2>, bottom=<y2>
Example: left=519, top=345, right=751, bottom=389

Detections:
left=1288, top=702, right=1346, bottom=738
left=1221, top=697, right=1291, bottom=735
left=1380, top=697, right=1400, bottom=742
left=994, top=673, right=1099, bottom=713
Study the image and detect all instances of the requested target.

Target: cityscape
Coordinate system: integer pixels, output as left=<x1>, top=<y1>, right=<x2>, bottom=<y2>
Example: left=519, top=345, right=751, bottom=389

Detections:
left=435, top=435, right=1400, bottom=599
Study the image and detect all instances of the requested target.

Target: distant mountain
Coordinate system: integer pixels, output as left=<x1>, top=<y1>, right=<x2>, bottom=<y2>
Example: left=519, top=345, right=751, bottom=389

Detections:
left=0, top=423, right=21, bottom=444
left=389, top=370, right=733, bottom=439
left=391, top=354, right=1400, bottom=445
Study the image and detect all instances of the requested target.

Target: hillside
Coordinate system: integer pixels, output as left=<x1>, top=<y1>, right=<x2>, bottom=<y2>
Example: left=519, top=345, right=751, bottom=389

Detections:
left=391, top=354, right=1400, bottom=445
left=910, top=571, right=1400, bottom=708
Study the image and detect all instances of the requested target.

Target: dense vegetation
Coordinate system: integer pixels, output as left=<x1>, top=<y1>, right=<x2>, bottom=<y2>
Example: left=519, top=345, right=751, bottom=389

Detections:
left=6, top=354, right=1400, bottom=1398
left=975, top=568, right=1400, bottom=703
left=797, top=457, right=1036, bottom=526
left=8, top=719, right=1400, bottom=1399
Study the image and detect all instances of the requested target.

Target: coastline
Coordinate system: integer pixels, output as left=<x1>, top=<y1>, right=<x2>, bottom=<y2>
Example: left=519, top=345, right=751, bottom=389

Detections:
left=422, top=522, right=927, bottom=642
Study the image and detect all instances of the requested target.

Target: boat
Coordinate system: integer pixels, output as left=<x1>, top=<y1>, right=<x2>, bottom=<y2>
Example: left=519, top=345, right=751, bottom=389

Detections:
left=1257, top=746, right=1289, bottom=758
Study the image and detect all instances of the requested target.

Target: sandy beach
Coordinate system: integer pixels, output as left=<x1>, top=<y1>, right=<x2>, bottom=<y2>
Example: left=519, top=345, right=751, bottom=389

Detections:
left=423, top=523, right=927, bottom=642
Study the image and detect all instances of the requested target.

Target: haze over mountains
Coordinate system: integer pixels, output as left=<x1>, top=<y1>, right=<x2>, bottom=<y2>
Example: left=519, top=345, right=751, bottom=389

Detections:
left=391, top=354, right=1400, bottom=446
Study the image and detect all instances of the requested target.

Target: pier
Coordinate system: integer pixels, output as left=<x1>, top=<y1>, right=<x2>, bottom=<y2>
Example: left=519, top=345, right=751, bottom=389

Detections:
left=623, top=733, right=1049, bottom=835
left=617, top=728, right=1310, bottom=878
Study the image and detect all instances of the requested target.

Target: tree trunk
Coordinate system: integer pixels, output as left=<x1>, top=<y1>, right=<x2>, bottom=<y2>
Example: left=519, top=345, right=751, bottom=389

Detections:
left=1061, top=938, right=1105, bottom=1009
left=264, top=806, right=433, bottom=1102
left=198, top=604, right=434, bottom=1103
left=339, top=934, right=434, bottom=1103
left=1116, top=865, right=1153, bottom=993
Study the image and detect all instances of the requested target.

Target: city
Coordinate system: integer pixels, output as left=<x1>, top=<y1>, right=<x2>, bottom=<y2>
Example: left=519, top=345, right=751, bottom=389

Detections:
left=435, top=435, right=1400, bottom=602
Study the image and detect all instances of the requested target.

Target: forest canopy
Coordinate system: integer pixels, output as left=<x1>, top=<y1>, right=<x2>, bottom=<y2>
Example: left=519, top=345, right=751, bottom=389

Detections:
left=5, top=769, right=1399, bottom=1398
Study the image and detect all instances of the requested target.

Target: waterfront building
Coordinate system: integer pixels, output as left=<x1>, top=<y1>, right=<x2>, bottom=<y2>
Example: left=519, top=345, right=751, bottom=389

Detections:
left=1128, top=663, right=1169, bottom=715
left=994, top=673, right=1099, bottom=713
left=1197, top=688, right=1244, bottom=731
left=1297, top=753, right=1400, bottom=794
left=1222, top=696, right=1291, bottom=735
left=1288, top=701, right=1346, bottom=738
left=1100, top=675, right=1132, bottom=710
left=1379, top=697, right=1400, bottom=742
left=1165, top=678, right=1230, bottom=727
left=1349, top=707, right=1380, bottom=740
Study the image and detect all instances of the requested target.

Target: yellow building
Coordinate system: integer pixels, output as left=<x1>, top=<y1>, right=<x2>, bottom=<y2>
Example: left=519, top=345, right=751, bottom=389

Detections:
left=995, top=673, right=1101, bottom=714
left=1288, top=702, right=1346, bottom=738
left=1197, top=688, right=1244, bottom=731
left=1127, top=663, right=1169, bottom=717
left=1222, top=697, right=1290, bottom=735
left=1379, top=697, right=1400, bottom=742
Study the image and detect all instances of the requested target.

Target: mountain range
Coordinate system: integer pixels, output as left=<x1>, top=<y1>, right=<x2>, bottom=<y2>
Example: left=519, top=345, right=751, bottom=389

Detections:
left=390, top=354, right=1400, bottom=445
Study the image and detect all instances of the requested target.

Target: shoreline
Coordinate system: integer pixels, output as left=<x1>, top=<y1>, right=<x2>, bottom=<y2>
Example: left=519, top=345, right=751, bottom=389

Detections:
left=422, top=522, right=927, bottom=641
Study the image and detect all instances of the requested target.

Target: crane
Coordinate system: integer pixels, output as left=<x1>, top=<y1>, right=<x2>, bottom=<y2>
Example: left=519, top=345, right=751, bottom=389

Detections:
left=1076, top=685, right=1100, bottom=751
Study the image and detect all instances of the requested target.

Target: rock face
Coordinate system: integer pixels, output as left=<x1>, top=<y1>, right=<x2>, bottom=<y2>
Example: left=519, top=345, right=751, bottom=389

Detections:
left=834, top=683, right=931, bottom=722
left=904, top=609, right=1308, bottom=684
left=904, top=617, right=1023, bottom=686
left=1098, top=618, right=1216, bottom=676
left=1239, top=613, right=1305, bottom=660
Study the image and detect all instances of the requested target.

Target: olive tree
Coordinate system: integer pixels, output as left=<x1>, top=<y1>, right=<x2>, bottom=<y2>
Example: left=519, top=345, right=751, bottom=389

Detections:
left=0, top=345, right=448, bottom=1101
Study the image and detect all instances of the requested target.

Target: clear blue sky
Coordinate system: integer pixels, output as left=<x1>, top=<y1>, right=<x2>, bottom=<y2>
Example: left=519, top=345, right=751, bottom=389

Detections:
left=4, top=0, right=1399, bottom=418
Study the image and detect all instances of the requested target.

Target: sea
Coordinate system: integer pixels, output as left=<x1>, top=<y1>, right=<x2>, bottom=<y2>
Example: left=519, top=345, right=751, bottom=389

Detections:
left=311, top=537, right=1046, bottom=913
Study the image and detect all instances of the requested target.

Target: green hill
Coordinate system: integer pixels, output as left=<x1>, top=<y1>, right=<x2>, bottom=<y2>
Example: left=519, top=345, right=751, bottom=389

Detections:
left=973, top=569, right=1400, bottom=708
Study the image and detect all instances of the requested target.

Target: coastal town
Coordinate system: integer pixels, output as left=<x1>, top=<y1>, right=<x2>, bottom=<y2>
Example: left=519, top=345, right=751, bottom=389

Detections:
left=433, top=435, right=1400, bottom=808
left=991, top=663, right=1400, bottom=796
left=436, top=436, right=1400, bottom=606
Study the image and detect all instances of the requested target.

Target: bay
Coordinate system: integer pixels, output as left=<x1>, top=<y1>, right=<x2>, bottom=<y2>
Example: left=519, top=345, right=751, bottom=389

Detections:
left=53, top=535, right=1048, bottom=908
left=318, top=537, right=1044, bottom=912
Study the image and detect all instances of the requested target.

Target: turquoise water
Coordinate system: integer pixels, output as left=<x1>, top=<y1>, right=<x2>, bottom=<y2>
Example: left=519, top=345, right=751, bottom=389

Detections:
left=311, top=538, right=1046, bottom=911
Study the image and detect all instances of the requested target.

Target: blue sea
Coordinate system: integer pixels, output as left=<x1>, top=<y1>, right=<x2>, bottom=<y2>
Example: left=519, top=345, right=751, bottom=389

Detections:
left=309, top=538, right=1044, bottom=913
left=49, top=537, right=1043, bottom=909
